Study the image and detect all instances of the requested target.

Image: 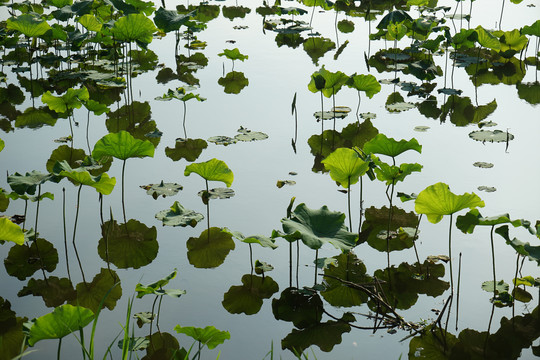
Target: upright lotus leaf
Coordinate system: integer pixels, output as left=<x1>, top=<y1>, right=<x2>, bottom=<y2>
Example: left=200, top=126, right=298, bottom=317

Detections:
left=174, top=325, right=230, bottom=350
left=92, top=130, right=155, bottom=161
left=498, top=29, right=528, bottom=53
left=373, top=160, right=423, bottom=185
left=475, top=26, right=501, bottom=50
left=376, top=10, right=413, bottom=30
left=25, top=304, right=94, bottom=346
left=281, top=313, right=354, bottom=354
left=41, top=87, right=90, bottom=114
left=346, top=74, right=381, bottom=99
left=83, top=99, right=109, bottom=116
left=280, top=203, right=357, bottom=251
left=218, top=48, right=249, bottom=62
left=155, top=201, right=204, bottom=227
left=6, top=15, right=51, bottom=38
left=52, top=161, right=116, bottom=195
left=272, top=288, right=323, bottom=328
left=496, top=226, right=540, bottom=265
left=363, top=133, right=422, bottom=158
left=69, top=268, right=122, bottom=312
left=112, top=14, right=156, bottom=46
left=155, top=87, right=206, bottom=102
left=78, top=14, right=102, bottom=32
left=184, top=158, right=234, bottom=187
left=186, top=227, right=235, bottom=268
left=522, top=20, right=540, bottom=37
left=144, top=332, right=187, bottom=360
left=0, top=218, right=24, bottom=245
left=135, top=269, right=186, bottom=299
left=154, top=7, right=191, bottom=33
left=456, top=209, right=527, bottom=234
left=321, top=148, right=369, bottom=188
left=222, top=274, right=279, bottom=315
left=7, top=171, right=58, bottom=195
left=225, top=229, right=278, bottom=249
left=309, top=66, right=349, bottom=98
left=415, top=182, right=485, bottom=224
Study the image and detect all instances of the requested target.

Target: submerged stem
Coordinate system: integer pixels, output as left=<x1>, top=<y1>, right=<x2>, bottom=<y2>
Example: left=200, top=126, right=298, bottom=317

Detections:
left=62, top=188, right=71, bottom=281
left=121, top=159, right=127, bottom=223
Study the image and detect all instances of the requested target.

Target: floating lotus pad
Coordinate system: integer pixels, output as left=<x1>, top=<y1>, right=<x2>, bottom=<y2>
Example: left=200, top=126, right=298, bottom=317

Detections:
left=234, top=127, right=268, bottom=142
left=473, top=162, right=494, bottom=168
left=141, top=181, right=183, bottom=200
left=197, top=188, right=235, bottom=200
left=155, top=201, right=204, bottom=227
left=414, top=126, right=430, bottom=132
left=386, top=102, right=416, bottom=112
left=222, top=274, right=278, bottom=315
left=186, top=227, right=235, bottom=268
left=207, top=136, right=238, bottom=145
left=360, top=112, right=376, bottom=119
left=313, top=111, right=349, bottom=120
left=469, top=130, right=514, bottom=143
left=478, top=186, right=496, bottom=192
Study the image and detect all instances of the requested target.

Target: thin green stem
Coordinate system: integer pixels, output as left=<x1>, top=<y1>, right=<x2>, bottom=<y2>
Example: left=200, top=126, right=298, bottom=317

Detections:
left=449, top=214, right=454, bottom=295
left=62, top=188, right=71, bottom=281
left=490, top=225, right=497, bottom=297
left=121, top=159, right=127, bottom=223
left=249, top=243, right=254, bottom=275
left=33, top=184, right=48, bottom=284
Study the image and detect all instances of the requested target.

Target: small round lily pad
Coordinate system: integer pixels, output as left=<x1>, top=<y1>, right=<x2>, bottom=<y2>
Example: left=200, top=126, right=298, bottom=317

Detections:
left=234, top=127, right=269, bottom=142
left=313, top=111, right=349, bottom=120
left=140, top=181, right=183, bottom=200
left=469, top=130, right=514, bottom=143
left=473, top=162, right=494, bottom=169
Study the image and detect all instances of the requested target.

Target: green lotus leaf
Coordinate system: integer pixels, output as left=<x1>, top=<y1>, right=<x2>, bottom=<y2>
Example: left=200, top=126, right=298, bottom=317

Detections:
left=142, top=181, right=182, bottom=200
left=363, top=133, right=422, bottom=158
left=133, top=311, right=154, bottom=327
left=25, top=304, right=94, bottom=346
left=42, top=87, right=89, bottom=113
left=512, top=287, right=532, bottom=303
left=156, top=201, right=204, bottom=227
left=186, top=227, right=235, bottom=268
left=0, top=218, right=24, bottom=245
left=498, top=29, right=528, bottom=52
left=321, top=148, right=369, bottom=188
left=174, top=325, right=230, bottom=350
left=4, top=237, right=58, bottom=280
left=105, top=102, right=160, bottom=148
left=321, top=252, right=371, bottom=307
left=522, top=20, right=540, bottom=37
left=184, top=158, right=233, bottom=187
left=513, top=276, right=539, bottom=288
left=7, top=171, right=58, bottom=196
left=415, top=182, right=485, bottom=224
left=69, top=268, right=122, bottom=312
left=117, top=337, right=149, bottom=351
left=198, top=188, right=235, bottom=202
left=0, top=189, right=9, bottom=212
left=346, top=74, right=381, bottom=99
left=97, top=219, right=158, bottom=269
left=222, top=6, right=251, bottom=20
left=6, top=192, right=54, bottom=202
left=18, top=277, right=76, bottom=308
left=218, top=71, right=249, bottom=94
left=337, top=19, right=354, bottom=33
left=0, top=297, right=17, bottom=336
left=281, top=313, right=354, bottom=354
left=0, top=138, right=4, bottom=152
left=361, top=206, right=419, bottom=252
left=53, top=161, right=116, bottom=195
left=155, top=87, right=205, bottom=102
left=308, top=66, right=348, bottom=98
left=222, top=274, right=279, bottom=315
left=373, top=161, right=422, bottom=185
left=207, top=136, right=238, bottom=146
left=165, top=138, right=208, bottom=162
left=280, top=203, right=357, bottom=251
left=481, top=280, right=509, bottom=294
left=92, top=130, right=155, bottom=161
left=496, top=225, right=540, bottom=265
left=234, top=127, right=268, bottom=142
left=476, top=26, right=501, bottom=50
left=153, top=7, right=191, bottom=33
left=112, top=14, right=156, bottom=45
left=15, top=107, right=57, bottom=129
left=272, top=287, right=323, bottom=328
left=6, top=15, right=51, bottom=38
left=78, top=14, right=102, bottom=32
left=45, top=146, right=85, bottom=174
left=0, top=314, right=26, bottom=360
left=135, top=269, right=186, bottom=299
left=456, top=209, right=527, bottom=234
left=254, top=260, right=273, bottom=274
left=83, top=99, right=109, bottom=115
left=224, top=228, right=278, bottom=249
left=218, top=48, right=248, bottom=61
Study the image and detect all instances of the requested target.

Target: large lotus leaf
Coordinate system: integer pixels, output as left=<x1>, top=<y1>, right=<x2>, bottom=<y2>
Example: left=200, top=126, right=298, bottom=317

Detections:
left=15, top=107, right=57, bottom=129
left=186, top=227, right=235, bottom=268
left=135, top=269, right=186, bottom=299
left=222, top=274, right=279, bottom=315
left=78, top=14, right=102, bottom=32
left=272, top=288, right=323, bottom=328
left=361, top=206, right=418, bottom=252
left=281, top=313, right=354, bottom=354
left=153, top=7, right=191, bottom=32
left=0, top=218, right=24, bottom=245
left=476, top=26, right=501, bottom=50
left=225, top=229, right=278, bottom=249
left=112, top=14, right=156, bottom=45
left=321, top=252, right=371, bottom=307
left=18, top=277, right=76, bottom=308
left=142, top=181, right=182, bottom=200
left=155, top=87, right=205, bottom=102
left=97, top=219, right=158, bottom=269
left=6, top=15, right=51, bottom=38
left=26, top=304, right=94, bottom=346
left=105, top=102, right=160, bottom=148
left=415, top=182, right=485, bottom=224
left=41, top=87, right=89, bottom=113
left=409, top=326, right=458, bottom=359
left=307, top=66, right=348, bottom=97
left=92, top=130, right=155, bottom=161
left=363, top=133, right=422, bottom=158
left=184, top=158, right=234, bottom=187
left=303, top=37, right=336, bottom=66
left=4, top=238, right=58, bottom=280
left=165, top=138, right=207, bottom=162
left=456, top=209, right=526, bottom=234
left=346, top=74, right=381, bottom=98
left=155, top=201, right=203, bottom=227
left=321, top=148, right=369, bottom=188
left=376, top=10, right=413, bottom=29
left=69, top=268, right=122, bottom=312
left=7, top=171, right=58, bottom=195
left=218, top=48, right=248, bottom=61
left=498, top=29, right=528, bottom=52
left=83, top=99, right=110, bottom=115
left=281, top=203, right=357, bottom=251
left=441, top=96, right=497, bottom=126
left=481, top=280, right=509, bottom=294
left=522, top=20, right=540, bottom=37
left=174, top=325, right=230, bottom=350
left=218, top=71, right=249, bottom=94
left=45, top=145, right=85, bottom=173
left=53, top=161, right=116, bottom=195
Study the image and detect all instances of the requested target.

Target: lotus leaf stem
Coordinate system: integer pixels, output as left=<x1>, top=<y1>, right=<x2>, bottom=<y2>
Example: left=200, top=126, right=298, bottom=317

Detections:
left=62, top=188, right=71, bottom=281
left=33, top=184, right=48, bottom=284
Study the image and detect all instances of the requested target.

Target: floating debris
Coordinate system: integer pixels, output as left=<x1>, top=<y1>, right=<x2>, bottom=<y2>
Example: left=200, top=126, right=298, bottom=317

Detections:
left=478, top=121, right=497, bottom=128
left=54, top=136, right=72, bottom=143
left=288, top=172, right=297, bottom=176
left=473, top=162, right=494, bottom=169
left=478, top=186, right=496, bottom=192
left=414, top=126, right=430, bottom=132
left=276, top=180, right=296, bottom=188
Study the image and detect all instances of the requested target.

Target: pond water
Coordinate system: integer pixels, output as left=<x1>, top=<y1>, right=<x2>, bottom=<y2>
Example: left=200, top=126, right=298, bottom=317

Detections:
left=1, top=0, right=539, bottom=359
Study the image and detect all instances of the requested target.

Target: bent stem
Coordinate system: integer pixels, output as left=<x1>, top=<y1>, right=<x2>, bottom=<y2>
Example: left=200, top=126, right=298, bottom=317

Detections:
left=73, top=184, right=87, bottom=285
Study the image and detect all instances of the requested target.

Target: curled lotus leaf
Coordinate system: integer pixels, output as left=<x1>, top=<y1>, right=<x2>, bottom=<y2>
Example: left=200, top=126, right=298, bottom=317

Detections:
left=218, top=48, right=248, bottom=61
left=363, top=133, right=422, bottom=158
left=141, top=181, right=183, bottom=200
left=174, top=325, right=230, bottom=350
left=473, top=162, right=494, bottom=168
left=346, top=74, right=381, bottom=98
left=135, top=269, right=186, bottom=299
left=224, top=228, right=278, bottom=249
left=111, top=13, right=157, bottom=45
left=52, top=161, right=116, bottom=195
left=469, top=130, right=514, bottom=143
left=7, top=171, right=59, bottom=196
left=184, top=158, right=234, bottom=187
left=276, top=180, right=296, bottom=188
left=155, top=201, right=204, bottom=227
left=321, top=147, right=369, bottom=188
left=478, top=186, right=496, bottom=193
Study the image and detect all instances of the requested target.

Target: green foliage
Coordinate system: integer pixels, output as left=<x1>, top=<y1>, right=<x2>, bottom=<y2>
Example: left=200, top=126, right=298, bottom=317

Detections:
left=7, top=171, right=58, bottom=195
left=112, top=13, right=156, bottom=46
left=346, top=74, right=381, bottom=98
left=142, top=181, right=183, bottom=199
left=174, top=325, right=230, bottom=350
left=6, top=15, right=51, bottom=38
left=308, top=66, right=348, bottom=97
left=321, top=147, right=369, bottom=188
left=155, top=201, right=204, bottom=227
left=222, top=274, right=279, bottom=315
left=363, top=133, right=422, bottom=158
left=154, top=7, right=191, bottom=32
left=135, top=269, right=186, bottom=298
left=0, top=218, right=24, bottom=245
left=184, top=158, right=234, bottom=187
left=69, top=269, right=122, bottom=312
left=155, top=87, right=206, bottom=102
left=218, top=71, right=249, bottom=94
left=92, top=130, right=155, bottom=161
left=225, top=229, right=278, bottom=249
left=218, top=48, right=249, bottom=62
left=415, top=182, right=485, bottom=224
left=272, top=288, right=323, bottom=328
left=186, top=227, right=235, bottom=268
left=53, top=161, right=116, bottom=195
left=456, top=209, right=527, bottom=234
left=78, top=14, right=102, bottom=32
